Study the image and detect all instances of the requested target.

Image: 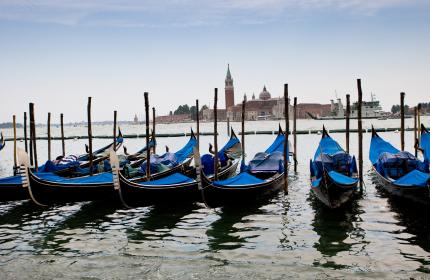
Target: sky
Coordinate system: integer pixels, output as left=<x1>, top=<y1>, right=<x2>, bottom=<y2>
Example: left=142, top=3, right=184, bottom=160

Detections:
left=0, top=0, right=429, bottom=123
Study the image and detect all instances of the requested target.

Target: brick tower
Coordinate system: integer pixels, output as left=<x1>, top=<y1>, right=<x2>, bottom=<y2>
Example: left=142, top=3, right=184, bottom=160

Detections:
left=225, top=64, right=234, bottom=109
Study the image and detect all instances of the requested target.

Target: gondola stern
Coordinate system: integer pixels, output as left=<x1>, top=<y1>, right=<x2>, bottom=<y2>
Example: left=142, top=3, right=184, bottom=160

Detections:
left=421, top=123, right=429, bottom=134
left=322, top=125, right=329, bottom=138
left=371, top=125, right=378, bottom=138
left=278, top=123, right=283, bottom=135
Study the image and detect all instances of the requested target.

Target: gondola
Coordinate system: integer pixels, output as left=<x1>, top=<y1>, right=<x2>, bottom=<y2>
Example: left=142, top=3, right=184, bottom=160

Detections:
left=309, top=127, right=358, bottom=208
left=0, top=131, right=152, bottom=202
left=199, top=126, right=290, bottom=208
left=111, top=129, right=242, bottom=207
left=0, top=132, right=5, bottom=151
left=370, top=127, right=430, bottom=206
left=0, top=175, right=27, bottom=201
left=18, top=130, right=238, bottom=206
left=17, top=148, right=115, bottom=206
left=38, top=129, right=124, bottom=176
left=419, top=124, right=429, bottom=163
left=124, top=129, right=198, bottom=182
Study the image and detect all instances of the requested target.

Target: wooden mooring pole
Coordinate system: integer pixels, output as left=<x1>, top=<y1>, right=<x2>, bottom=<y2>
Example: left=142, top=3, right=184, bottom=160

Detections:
left=357, top=80, right=363, bottom=193
left=113, top=110, right=117, bottom=151
left=144, top=92, right=151, bottom=179
left=29, top=103, right=38, bottom=171
left=346, top=94, right=351, bottom=154
left=414, top=106, right=418, bottom=157
left=417, top=103, right=422, bottom=144
left=400, top=92, right=405, bottom=151
left=293, top=97, right=297, bottom=172
left=241, top=98, right=246, bottom=165
left=152, top=107, right=156, bottom=154
left=60, top=113, right=65, bottom=156
left=283, top=84, right=289, bottom=194
left=87, top=97, right=93, bottom=176
left=24, top=112, right=28, bottom=153
left=196, top=99, right=200, bottom=151
left=13, top=115, right=17, bottom=173
left=47, top=112, right=51, bottom=161
left=227, top=117, right=230, bottom=136
left=28, top=110, right=33, bottom=166
left=214, top=88, right=219, bottom=181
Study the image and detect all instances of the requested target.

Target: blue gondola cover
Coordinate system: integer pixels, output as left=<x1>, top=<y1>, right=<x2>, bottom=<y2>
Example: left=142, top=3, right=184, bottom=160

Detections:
left=369, top=134, right=400, bottom=165
left=35, top=172, right=113, bottom=184
left=328, top=171, right=359, bottom=186
left=393, top=169, right=430, bottom=187
left=213, top=172, right=264, bottom=187
left=420, top=130, right=430, bottom=162
left=264, top=133, right=285, bottom=154
left=137, top=173, right=194, bottom=186
left=174, top=136, right=197, bottom=163
left=0, top=175, right=22, bottom=185
left=248, top=151, right=284, bottom=173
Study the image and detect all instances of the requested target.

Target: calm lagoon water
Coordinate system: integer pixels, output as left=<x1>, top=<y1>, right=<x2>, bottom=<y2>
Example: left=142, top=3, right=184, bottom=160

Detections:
left=0, top=118, right=429, bottom=279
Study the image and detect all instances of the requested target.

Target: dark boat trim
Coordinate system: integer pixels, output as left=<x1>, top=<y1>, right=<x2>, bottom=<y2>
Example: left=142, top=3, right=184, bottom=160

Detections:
left=114, top=158, right=239, bottom=207
left=310, top=127, right=358, bottom=208
left=370, top=126, right=430, bottom=206
left=310, top=170, right=358, bottom=208
left=23, top=168, right=115, bottom=206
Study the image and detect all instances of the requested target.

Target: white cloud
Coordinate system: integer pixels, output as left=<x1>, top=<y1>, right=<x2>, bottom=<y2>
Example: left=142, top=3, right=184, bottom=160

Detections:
left=0, top=0, right=426, bottom=27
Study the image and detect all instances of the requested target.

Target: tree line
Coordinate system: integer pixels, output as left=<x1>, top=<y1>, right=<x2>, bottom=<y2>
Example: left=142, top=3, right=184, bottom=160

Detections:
left=391, top=102, right=430, bottom=114
left=170, top=104, right=209, bottom=120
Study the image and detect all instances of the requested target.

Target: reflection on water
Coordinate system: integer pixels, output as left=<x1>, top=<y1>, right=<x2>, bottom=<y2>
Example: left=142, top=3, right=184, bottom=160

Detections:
left=310, top=198, right=366, bottom=269
left=126, top=204, right=198, bottom=242
left=385, top=197, right=430, bottom=272
left=32, top=201, right=120, bottom=255
left=206, top=204, right=265, bottom=252
left=0, top=124, right=429, bottom=278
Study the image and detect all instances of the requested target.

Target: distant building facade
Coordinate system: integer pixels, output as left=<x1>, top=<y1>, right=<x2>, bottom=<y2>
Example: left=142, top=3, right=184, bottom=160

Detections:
left=225, top=64, right=235, bottom=110
left=201, top=65, right=335, bottom=121
left=155, top=114, right=191, bottom=123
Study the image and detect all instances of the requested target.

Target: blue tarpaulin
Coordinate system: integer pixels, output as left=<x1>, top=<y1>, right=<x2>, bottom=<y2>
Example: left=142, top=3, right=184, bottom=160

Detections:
left=328, top=170, right=358, bottom=186
left=174, top=136, right=197, bottom=163
left=140, top=153, right=178, bottom=174
left=393, top=169, right=430, bottom=187
left=39, top=159, right=80, bottom=173
left=0, top=175, right=22, bottom=185
left=243, top=133, right=289, bottom=173
left=79, top=134, right=123, bottom=161
left=200, top=134, right=241, bottom=175
left=135, top=138, right=156, bottom=154
left=219, top=134, right=240, bottom=156
left=213, top=172, right=264, bottom=187
left=311, top=133, right=356, bottom=180
left=420, top=130, right=430, bottom=162
left=137, top=173, right=194, bottom=186
left=369, top=134, right=400, bottom=165
left=248, top=151, right=284, bottom=173
left=35, top=172, right=113, bottom=184
left=265, top=133, right=285, bottom=154
left=313, top=134, right=343, bottom=160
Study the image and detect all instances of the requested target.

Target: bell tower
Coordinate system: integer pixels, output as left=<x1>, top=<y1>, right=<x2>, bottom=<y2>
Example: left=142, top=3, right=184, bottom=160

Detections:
left=225, top=64, right=234, bottom=109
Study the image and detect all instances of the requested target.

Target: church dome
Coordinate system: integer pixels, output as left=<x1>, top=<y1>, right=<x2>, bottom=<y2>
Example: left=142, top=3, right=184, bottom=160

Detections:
left=259, top=86, right=271, bottom=100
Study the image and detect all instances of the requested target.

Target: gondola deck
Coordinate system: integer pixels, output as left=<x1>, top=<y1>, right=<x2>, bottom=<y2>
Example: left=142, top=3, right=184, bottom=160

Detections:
left=370, top=127, right=430, bottom=206
left=310, top=127, right=358, bottom=208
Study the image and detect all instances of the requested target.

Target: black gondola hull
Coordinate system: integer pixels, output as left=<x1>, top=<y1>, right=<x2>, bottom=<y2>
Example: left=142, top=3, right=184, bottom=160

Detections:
left=27, top=171, right=116, bottom=205
left=311, top=176, right=357, bottom=209
left=201, top=173, right=285, bottom=208
left=0, top=184, right=27, bottom=201
left=372, top=166, right=430, bottom=206
left=117, top=160, right=239, bottom=207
